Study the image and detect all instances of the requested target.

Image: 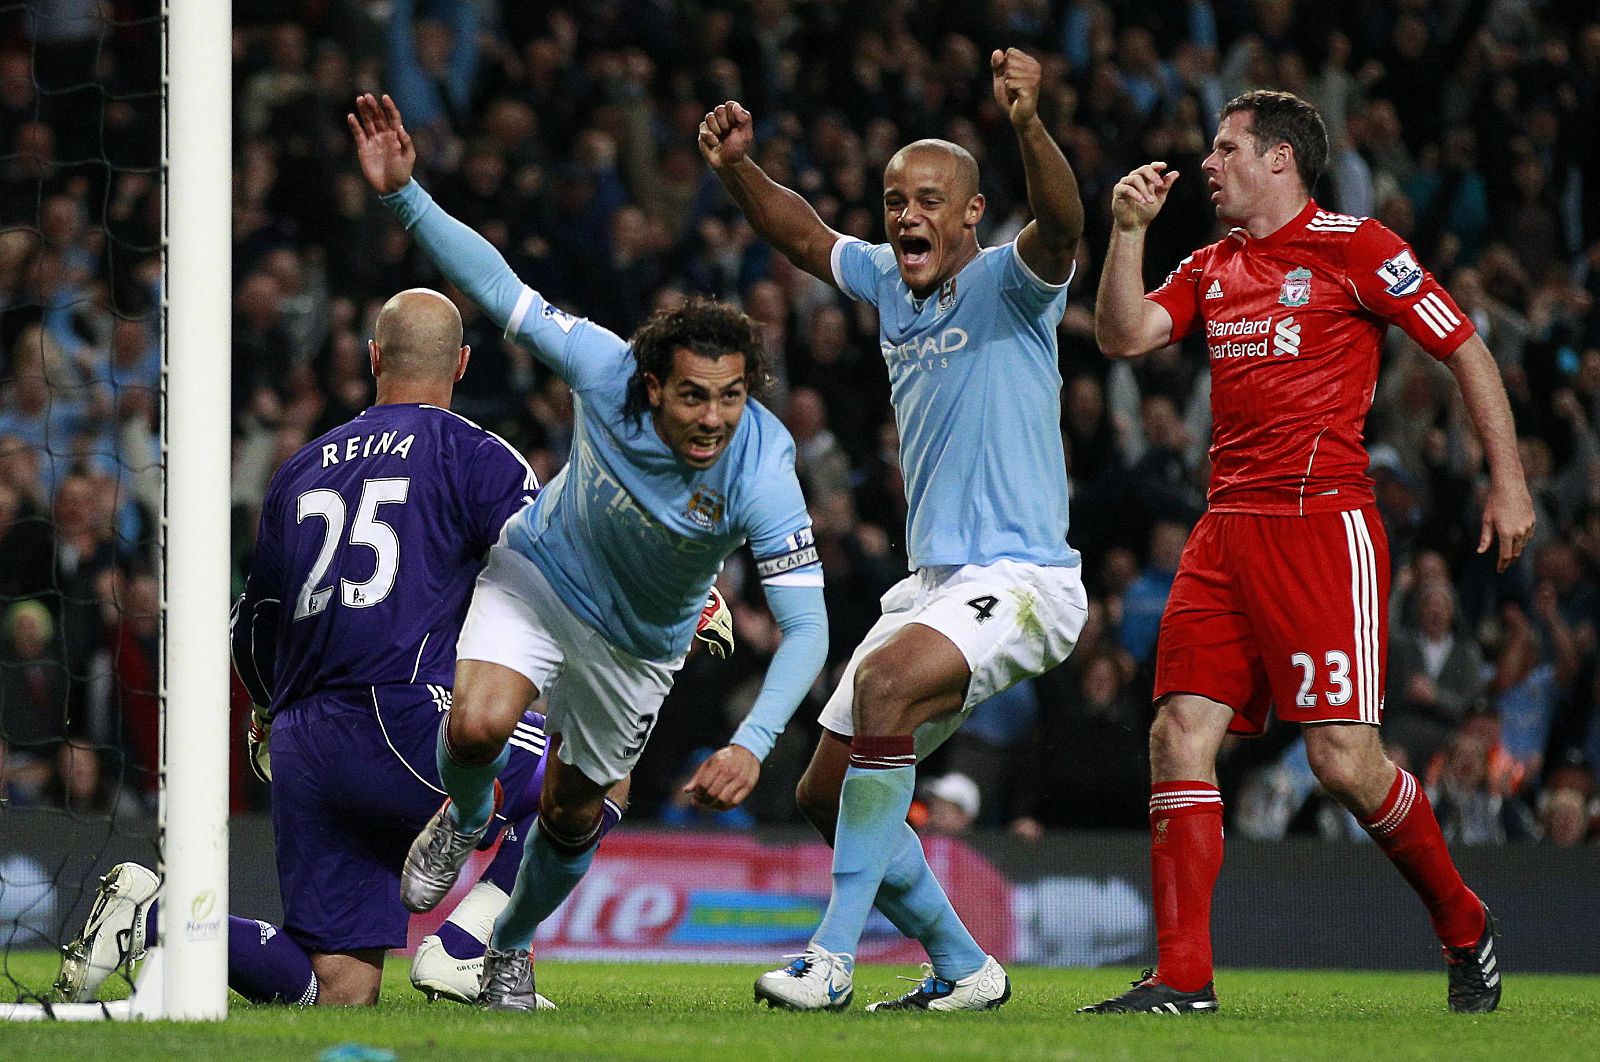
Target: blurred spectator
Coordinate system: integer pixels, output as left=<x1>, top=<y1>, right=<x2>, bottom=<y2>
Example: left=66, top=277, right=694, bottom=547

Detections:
left=0, top=599, right=69, bottom=772
left=100, top=569, right=159, bottom=797
left=233, top=270, right=296, bottom=411
left=0, top=478, right=51, bottom=600
left=1537, top=756, right=1598, bottom=845
left=783, top=387, right=851, bottom=504
left=385, top=0, right=477, bottom=148
left=1405, top=127, right=1490, bottom=265
left=942, top=679, right=1041, bottom=829
left=1427, top=726, right=1539, bottom=844
left=1119, top=519, right=1187, bottom=666
left=1123, top=393, right=1204, bottom=541
left=917, top=772, right=980, bottom=836
left=1386, top=578, right=1486, bottom=768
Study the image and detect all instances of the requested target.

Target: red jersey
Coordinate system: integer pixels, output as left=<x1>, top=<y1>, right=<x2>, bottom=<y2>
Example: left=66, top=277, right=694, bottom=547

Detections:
left=1147, top=199, right=1473, bottom=515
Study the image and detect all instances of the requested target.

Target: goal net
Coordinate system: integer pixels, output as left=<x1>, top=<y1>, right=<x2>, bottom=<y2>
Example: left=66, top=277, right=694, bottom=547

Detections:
left=0, top=0, right=228, bottom=1020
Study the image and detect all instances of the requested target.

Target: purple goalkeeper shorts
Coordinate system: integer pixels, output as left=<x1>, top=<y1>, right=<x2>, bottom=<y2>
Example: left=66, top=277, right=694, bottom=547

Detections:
left=267, top=685, right=547, bottom=953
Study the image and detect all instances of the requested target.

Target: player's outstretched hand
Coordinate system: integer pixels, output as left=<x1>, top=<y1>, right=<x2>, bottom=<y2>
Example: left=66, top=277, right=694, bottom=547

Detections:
left=991, top=47, right=1041, bottom=128
left=1480, top=478, right=1535, bottom=572
left=683, top=743, right=760, bottom=810
left=347, top=93, right=416, bottom=196
left=698, top=101, right=754, bottom=169
left=1111, top=161, right=1179, bottom=231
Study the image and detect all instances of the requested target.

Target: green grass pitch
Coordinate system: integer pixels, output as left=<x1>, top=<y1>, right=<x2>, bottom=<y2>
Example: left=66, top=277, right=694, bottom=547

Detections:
left=4, top=953, right=1598, bottom=1061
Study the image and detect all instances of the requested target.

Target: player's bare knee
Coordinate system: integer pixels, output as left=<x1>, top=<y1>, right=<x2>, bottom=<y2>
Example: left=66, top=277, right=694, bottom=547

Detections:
left=540, top=793, right=606, bottom=845
left=445, top=705, right=512, bottom=766
left=851, top=659, right=914, bottom=735
left=1304, top=734, right=1359, bottom=793
left=1307, top=755, right=1365, bottom=805
left=1149, top=709, right=1205, bottom=777
left=1305, top=727, right=1390, bottom=808
left=1147, top=711, right=1176, bottom=765
left=310, top=954, right=381, bottom=1006
left=794, top=772, right=839, bottom=836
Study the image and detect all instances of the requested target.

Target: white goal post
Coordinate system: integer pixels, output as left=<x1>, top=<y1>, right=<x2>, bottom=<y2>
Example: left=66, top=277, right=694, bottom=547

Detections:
left=158, top=0, right=232, bottom=1020
left=0, top=0, right=232, bottom=1024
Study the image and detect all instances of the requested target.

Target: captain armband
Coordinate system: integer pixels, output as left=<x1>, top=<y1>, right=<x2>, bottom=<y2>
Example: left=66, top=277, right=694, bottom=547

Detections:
left=755, top=528, right=822, bottom=585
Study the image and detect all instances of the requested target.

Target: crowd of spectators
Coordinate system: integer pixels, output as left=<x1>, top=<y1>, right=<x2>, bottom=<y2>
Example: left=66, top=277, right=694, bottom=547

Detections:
left=2, top=0, right=1599, bottom=848
left=0, top=0, right=163, bottom=814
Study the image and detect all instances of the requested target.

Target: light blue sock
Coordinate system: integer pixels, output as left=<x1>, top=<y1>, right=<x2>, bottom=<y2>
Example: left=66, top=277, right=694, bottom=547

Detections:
left=877, top=822, right=987, bottom=980
left=434, top=716, right=507, bottom=834
left=812, top=763, right=915, bottom=959
left=489, top=818, right=597, bottom=950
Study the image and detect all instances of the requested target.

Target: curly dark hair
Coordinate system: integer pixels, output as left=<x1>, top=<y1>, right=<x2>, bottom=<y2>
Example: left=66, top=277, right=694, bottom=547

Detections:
left=622, top=296, right=772, bottom=428
left=1220, top=90, right=1329, bottom=194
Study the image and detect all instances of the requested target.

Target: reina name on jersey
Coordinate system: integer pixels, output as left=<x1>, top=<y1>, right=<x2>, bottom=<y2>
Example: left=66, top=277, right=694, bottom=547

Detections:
left=319, top=429, right=418, bottom=467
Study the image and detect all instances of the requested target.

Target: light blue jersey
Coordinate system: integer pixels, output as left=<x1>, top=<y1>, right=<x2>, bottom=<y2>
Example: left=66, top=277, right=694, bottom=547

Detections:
left=383, top=180, right=823, bottom=675
left=498, top=298, right=818, bottom=661
left=830, top=238, right=1078, bottom=569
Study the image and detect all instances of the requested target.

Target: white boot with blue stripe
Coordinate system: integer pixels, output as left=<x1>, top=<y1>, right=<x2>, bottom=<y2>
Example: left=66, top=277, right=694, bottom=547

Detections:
left=754, top=946, right=854, bottom=1010
left=866, top=955, right=1011, bottom=1012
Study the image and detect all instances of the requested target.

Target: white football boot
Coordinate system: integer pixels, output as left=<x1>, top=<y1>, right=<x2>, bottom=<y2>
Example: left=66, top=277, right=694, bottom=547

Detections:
left=754, top=946, right=853, bottom=1010
left=411, top=933, right=555, bottom=1009
left=866, top=955, right=1012, bottom=1012
left=55, top=862, right=161, bottom=1002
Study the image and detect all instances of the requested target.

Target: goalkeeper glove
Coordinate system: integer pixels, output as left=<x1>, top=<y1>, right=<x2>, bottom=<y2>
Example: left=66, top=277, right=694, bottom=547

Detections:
left=247, top=704, right=271, bottom=783
left=695, top=585, right=735, bottom=658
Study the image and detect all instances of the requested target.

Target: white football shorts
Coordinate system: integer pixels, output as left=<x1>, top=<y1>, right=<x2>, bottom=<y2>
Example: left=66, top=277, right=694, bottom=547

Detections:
left=456, top=541, right=683, bottom=786
left=818, top=558, right=1088, bottom=760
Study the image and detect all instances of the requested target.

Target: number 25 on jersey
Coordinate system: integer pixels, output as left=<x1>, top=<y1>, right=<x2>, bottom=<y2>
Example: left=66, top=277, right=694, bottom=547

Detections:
left=293, top=478, right=410, bottom=620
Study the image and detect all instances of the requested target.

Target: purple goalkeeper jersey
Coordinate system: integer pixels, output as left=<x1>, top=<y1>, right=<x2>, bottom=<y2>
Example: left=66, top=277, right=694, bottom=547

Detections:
left=232, top=403, right=536, bottom=717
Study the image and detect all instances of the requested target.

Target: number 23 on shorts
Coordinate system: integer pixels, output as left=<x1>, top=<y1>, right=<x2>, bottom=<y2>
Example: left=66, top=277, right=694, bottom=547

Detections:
left=1289, top=650, right=1352, bottom=707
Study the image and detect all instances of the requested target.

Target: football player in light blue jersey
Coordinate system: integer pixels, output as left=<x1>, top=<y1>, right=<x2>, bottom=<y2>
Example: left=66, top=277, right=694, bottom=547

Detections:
left=703, top=48, right=1089, bottom=1012
left=350, top=93, right=827, bottom=1010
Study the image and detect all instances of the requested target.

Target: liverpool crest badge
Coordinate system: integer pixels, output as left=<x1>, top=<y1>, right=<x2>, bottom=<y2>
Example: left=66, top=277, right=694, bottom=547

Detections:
left=1278, top=266, right=1312, bottom=307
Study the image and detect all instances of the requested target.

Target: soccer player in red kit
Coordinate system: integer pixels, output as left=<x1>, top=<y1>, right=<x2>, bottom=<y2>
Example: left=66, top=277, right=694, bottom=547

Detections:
left=1082, top=91, right=1534, bottom=1015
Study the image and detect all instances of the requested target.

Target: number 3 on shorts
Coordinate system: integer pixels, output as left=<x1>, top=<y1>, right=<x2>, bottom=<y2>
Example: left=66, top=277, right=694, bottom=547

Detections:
left=1290, top=650, right=1353, bottom=707
left=622, top=712, right=658, bottom=759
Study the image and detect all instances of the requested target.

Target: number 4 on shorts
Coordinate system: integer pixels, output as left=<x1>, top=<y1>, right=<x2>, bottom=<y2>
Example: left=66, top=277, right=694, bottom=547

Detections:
left=966, top=595, right=999, bottom=623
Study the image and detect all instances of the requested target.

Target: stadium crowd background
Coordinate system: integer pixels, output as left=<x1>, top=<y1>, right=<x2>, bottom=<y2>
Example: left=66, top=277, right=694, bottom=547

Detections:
left=1, top=0, right=1599, bottom=850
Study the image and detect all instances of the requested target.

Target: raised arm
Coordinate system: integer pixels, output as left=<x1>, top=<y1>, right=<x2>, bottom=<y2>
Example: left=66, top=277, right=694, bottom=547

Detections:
left=995, top=48, right=1081, bottom=285
left=1446, top=333, right=1535, bottom=572
left=1096, top=162, right=1181, bottom=358
left=348, top=94, right=540, bottom=346
left=700, top=101, right=843, bottom=286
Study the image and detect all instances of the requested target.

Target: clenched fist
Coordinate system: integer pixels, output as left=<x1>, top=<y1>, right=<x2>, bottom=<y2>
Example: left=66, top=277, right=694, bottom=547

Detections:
left=698, top=100, right=755, bottom=169
left=992, top=48, right=1042, bottom=128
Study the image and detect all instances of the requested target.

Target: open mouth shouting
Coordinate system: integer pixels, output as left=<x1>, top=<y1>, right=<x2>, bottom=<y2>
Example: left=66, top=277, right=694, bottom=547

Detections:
left=682, top=432, right=725, bottom=465
left=898, top=234, right=933, bottom=271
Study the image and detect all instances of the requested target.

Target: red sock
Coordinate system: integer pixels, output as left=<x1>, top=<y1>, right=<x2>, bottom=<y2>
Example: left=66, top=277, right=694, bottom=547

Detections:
left=1360, top=768, right=1485, bottom=948
left=1149, top=781, right=1224, bottom=993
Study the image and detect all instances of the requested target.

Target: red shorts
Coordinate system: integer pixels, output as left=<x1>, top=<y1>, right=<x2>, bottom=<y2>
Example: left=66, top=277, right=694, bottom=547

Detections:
left=1155, top=506, right=1389, bottom=736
